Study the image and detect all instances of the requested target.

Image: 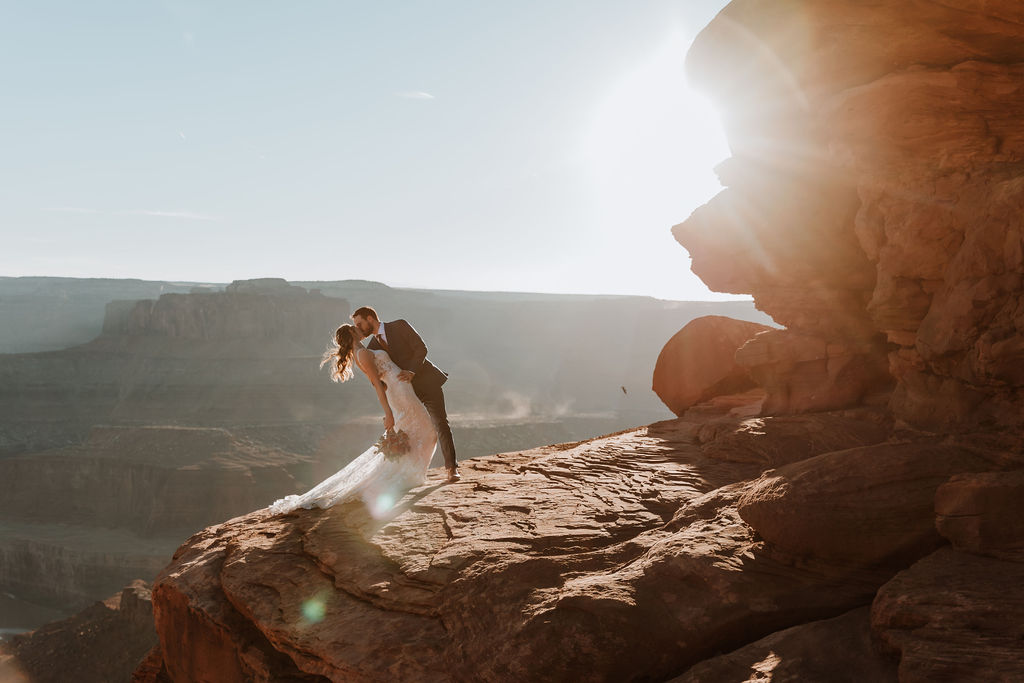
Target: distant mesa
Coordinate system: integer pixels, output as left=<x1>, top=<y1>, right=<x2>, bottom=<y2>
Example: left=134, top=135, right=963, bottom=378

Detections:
left=100, top=278, right=346, bottom=344
left=0, top=277, right=395, bottom=354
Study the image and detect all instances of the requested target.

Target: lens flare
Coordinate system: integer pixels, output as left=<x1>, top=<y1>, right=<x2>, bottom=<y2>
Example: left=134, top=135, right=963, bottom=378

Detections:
left=301, top=597, right=326, bottom=624
left=369, top=491, right=396, bottom=518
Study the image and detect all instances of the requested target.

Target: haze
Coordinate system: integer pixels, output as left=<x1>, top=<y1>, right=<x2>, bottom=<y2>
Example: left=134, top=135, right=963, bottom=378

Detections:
left=0, top=0, right=736, bottom=301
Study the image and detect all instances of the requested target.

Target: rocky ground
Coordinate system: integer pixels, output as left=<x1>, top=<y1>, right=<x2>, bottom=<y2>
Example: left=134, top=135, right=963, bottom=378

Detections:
left=135, top=402, right=1024, bottom=682
left=136, top=0, right=1024, bottom=677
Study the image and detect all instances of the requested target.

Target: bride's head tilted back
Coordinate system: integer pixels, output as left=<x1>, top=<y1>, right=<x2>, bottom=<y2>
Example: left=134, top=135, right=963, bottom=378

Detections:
left=321, top=324, right=363, bottom=382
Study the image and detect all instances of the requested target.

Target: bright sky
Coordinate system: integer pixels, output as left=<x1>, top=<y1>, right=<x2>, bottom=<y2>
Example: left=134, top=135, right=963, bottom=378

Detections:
left=1, top=1, right=738, bottom=301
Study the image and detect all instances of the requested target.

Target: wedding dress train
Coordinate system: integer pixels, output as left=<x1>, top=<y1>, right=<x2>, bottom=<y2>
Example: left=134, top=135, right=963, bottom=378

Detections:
left=266, top=349, right=437, bottom=517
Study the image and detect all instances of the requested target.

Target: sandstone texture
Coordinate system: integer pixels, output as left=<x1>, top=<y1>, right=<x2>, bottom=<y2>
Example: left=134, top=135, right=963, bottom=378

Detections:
left=653, top=315, right=772, bottom=416
left=935, top=469, right=1024, bottom=561
left=672, top=607, right=897, bottom=683
left=737, top=441, right=1012, bottom=569
left=142, top=412, right=913, bottom=682
left=734, top=330, right=892, bottom=414
left=872, top=548, right=1024, bottom=682
left=661, top=1, right=1024, bottom=678
left=673, top=0, right=1024, bottom=430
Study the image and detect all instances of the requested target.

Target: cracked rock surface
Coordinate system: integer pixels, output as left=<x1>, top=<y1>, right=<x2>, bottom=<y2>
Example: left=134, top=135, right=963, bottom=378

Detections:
left=140, top=412, right=901, bottom=682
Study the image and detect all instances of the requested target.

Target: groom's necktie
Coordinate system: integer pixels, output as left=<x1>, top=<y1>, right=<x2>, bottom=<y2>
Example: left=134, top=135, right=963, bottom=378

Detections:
left=375, top=333, right=391, bottom=353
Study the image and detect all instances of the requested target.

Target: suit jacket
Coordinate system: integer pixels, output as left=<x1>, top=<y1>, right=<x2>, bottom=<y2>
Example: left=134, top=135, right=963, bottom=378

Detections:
left=367, top=319, right=448, bottom=389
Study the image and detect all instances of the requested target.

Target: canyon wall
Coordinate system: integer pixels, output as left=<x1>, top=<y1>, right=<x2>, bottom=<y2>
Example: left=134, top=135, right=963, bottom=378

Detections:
left=0, top=277, right=207, bottom=354
left=674, top=0, right=1024, bottom=430
left=1, top=580, right=158, bottom=683
left=0, top=279, right=350, bottom=455
left=0, top=425, right=313, bottom=613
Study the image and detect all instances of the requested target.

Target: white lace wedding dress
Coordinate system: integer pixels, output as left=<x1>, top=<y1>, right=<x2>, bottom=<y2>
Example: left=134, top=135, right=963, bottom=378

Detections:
left=266, top=349, right=438, bottom=517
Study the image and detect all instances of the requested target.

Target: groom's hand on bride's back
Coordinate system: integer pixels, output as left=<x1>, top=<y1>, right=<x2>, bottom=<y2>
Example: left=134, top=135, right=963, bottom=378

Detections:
left=397, top=370, right=415, bottom=382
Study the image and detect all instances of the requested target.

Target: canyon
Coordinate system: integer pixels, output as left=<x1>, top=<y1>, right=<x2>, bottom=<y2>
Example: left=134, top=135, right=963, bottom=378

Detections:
left=0, top=277, right=767, bottom=632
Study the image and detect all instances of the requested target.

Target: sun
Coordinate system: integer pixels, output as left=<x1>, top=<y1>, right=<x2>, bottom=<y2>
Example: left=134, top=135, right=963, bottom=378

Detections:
left=582, top=30, right=741, bottom=301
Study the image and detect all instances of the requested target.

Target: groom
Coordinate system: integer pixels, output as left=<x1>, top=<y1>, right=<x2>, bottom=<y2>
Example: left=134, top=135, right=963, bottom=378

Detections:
left=351, top=306, right=461, bottom=483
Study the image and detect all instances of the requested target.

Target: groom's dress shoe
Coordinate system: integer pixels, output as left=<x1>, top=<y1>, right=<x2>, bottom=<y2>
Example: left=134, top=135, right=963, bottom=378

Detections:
left=446, top=467, right=461, bottom=483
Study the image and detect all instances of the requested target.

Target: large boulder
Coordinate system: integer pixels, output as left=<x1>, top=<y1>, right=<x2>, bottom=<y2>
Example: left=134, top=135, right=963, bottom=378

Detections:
left=672, top=607, right=896, bottom=683
left=735, top=329, right=892, bottom=414
left=872, top=548, right=1024, bottom=682
left=737, top=441, right=1006, bottom=568
left=935, top=469, right=1024, bottom=561
left=652, top=315, right=772, bottom=416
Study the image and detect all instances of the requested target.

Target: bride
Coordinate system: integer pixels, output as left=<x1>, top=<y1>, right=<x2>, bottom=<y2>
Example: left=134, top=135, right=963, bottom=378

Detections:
left=266, top=324, right=437, bottom=517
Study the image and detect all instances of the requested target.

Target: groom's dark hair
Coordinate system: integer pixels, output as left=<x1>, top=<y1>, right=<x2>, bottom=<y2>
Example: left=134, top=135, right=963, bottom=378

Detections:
left=352, top=306, right=379, bottom=321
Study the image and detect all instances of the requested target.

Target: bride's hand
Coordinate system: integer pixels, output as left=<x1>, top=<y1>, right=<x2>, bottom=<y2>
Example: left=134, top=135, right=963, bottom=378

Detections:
left=383, top=413, right=395, bottom=431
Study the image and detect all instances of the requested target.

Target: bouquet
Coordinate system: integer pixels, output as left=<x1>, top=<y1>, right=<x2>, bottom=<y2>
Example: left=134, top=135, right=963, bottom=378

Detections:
left=374, top=428, right=411, bottom=461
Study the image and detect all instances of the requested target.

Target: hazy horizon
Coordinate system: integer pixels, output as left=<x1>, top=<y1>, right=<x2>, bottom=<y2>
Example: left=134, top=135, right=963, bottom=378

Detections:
left=2, top=1, right=736, bottom=301
left=4, top=272, right=757, bottom=301
left=1, top=272, right=753, bottom=302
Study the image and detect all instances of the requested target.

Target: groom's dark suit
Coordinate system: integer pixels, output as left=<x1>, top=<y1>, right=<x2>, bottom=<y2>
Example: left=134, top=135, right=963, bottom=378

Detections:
left=368, top=319, right=457, bottom=470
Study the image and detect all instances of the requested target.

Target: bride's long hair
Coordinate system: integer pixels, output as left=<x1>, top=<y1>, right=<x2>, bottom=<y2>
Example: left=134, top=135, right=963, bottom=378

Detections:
left=321, top=324, right=361, bottom=382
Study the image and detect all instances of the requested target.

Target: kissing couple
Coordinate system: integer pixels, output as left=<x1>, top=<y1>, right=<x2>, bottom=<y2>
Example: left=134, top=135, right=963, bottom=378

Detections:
left=267, top=306, right=460, bottom=517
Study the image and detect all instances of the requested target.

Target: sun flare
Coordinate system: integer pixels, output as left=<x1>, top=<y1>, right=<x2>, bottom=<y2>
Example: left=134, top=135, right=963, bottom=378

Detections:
left=582, top=31, right=740, bottom=301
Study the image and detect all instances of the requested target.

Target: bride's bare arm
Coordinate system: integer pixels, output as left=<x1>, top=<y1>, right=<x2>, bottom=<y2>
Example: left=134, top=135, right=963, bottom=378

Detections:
left=354, top=348, right=395, bottom=431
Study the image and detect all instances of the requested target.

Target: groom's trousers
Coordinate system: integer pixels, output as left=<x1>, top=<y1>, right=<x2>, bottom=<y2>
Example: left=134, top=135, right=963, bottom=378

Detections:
left=413, top=379, right=458, bottom=470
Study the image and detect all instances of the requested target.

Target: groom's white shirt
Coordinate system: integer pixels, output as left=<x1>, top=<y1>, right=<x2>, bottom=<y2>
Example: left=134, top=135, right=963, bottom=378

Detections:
left=376, top=321, right=388, bottom=344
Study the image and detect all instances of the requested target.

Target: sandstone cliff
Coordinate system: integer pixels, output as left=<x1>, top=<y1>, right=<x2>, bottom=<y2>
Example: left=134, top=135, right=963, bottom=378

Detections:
left=139, top=410, right=900, bottom=681
left=674, top=0, right=1024, bottom=430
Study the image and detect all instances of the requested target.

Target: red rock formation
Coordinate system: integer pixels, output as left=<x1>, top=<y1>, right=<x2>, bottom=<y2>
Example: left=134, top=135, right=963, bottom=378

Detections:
left=737, top=441, right=1009, bottom=569
left=674, top=0, right=1024, bottom=430
left=871, top=548, right=1024, bottom=682
left=652, top=315, right=772, bottom=416
left=671, top=607, right=897, bottom=683
left=735, top=329, right=891, bottom=413
left=141, top=413, right=897, bottom=681
left=935, top=470, right=1024, bottom=561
